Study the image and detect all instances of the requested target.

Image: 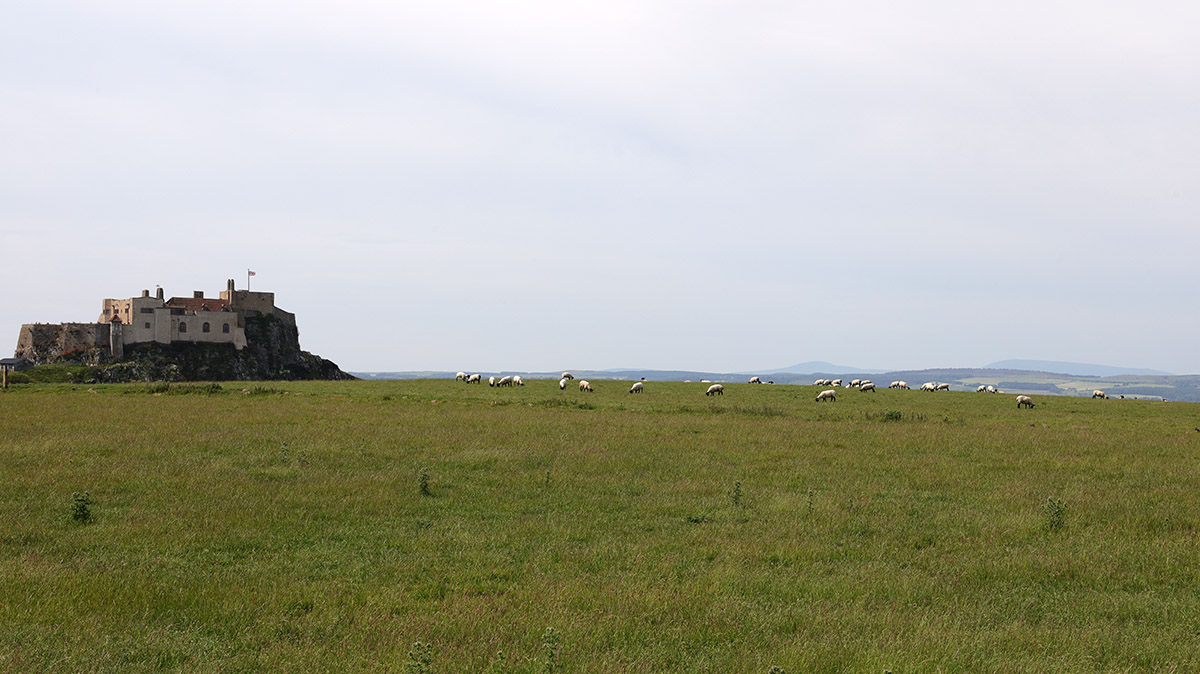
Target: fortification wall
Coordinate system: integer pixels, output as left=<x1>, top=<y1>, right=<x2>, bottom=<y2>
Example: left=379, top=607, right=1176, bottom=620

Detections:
left=15, top=323, right=112, bottom=364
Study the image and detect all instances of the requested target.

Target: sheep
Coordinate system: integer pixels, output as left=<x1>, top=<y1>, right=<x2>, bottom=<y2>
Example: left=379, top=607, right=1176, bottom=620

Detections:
left=467, top=373, right=481, bottom=384
left=579, top=380, right=592, bottom=392
left=849, top=379, right=861, bottom=388
left=815, top=389, right=837, bottom=402
left=630, top=381, right=644, bottom=394
left=935, top=383, right=950, bottom=391
left=860, top=379, right=873, bottom=388
left=898, top=381, right=909, bottom=389
left=1016, top=395, right=1035, bottom=408
left=860, top=382, right=876, bottom=392
left=977, top=385, right=987, bottom=393
left=706, top=384, right=724, bottom=396
left=496, top=375, right=513, bottom=387
left=455, top=372, right=467, bottom=381
left=1092, top=390, right=1107, bottom=399
left=559, top=378, right=568, bottom=390
left=513, top=375, right=524, bottom=386
left=748, top=376, right=762, bottom=384
left=920, top=382, right=937, bottom=391
left=812, top=379, right=824, bottom=386
left=561, top=372, right=575, bottom=380
left=831, top=378, right=843, bottom=387
left=488, top=376, right=496, bottom=387
left=986, top=385, right=997, bottom=394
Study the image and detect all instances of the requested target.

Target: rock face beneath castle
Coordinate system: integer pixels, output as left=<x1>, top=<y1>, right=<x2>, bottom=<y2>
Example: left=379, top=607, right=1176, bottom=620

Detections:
left=14, top=281, right=352, bottom=382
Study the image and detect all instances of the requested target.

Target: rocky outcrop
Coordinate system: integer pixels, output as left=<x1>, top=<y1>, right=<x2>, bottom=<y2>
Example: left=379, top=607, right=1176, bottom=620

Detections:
left=16, top=314, right=351, bottom=382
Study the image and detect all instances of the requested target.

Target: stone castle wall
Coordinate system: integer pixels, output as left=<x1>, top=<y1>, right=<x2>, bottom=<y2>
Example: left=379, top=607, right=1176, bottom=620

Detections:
left=16, top=323, right=112, bottom=364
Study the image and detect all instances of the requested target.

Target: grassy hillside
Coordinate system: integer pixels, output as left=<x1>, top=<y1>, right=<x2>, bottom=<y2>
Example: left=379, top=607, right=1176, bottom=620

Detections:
left=3, top=380, right=1199, bottom=672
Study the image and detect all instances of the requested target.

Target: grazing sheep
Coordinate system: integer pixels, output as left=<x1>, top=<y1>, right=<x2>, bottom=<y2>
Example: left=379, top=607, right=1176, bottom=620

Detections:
left=579, top=380, right=592, bottom=392
left=561, top=372, right=574, bottom=380
left=559, top=378, right=568, bottom=390
left=455, top=372, right=467, bottom=381
left=1016, top=395, right=1035, bottom=408
left=860, top=380, right=873, bottom=388
left=748, top=376, right=762, bottom=384
left=898, top=381, right=910, bottom=389
left=977, top=385, right=987, bottom=393
left=849, top=379, right=861, bottom=388
left=860, top=382, right=876, bottom=392
left=512, top=375, right=524, bottom=386
left=831, top=378, right=843, bottom=387
left=706, top=384, right=724, bottom=396
left=496, top=375, right=513, bottom=387
left=1092, top=390, right=1107, bottom=399
left=630, top=381, right=644, bottom=394
left=935, top=383, right=950, bottom=391
left=920, top=382, right=937, bottom=391
left=467, top=374, right=481, bottom=384
left=812, top=379, right=824, bottom=386
left=488, top=376, right=496, bottom=387
left=815, top=389, right=837, bottom=402
left=986, top=385, right=997, bottom=394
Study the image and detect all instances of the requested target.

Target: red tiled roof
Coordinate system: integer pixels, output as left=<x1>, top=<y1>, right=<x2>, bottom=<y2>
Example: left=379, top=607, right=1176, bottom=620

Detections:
left=166, top=297, right=231, bottom=313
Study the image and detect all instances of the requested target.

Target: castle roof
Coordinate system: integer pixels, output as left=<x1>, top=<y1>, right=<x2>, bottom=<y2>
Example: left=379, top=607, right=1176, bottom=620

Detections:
left=167, top=297, right=231, bottom=314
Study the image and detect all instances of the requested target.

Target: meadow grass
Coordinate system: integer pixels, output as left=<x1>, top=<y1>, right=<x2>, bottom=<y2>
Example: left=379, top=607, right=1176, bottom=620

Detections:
left=2, top=380, right=1199, bottom=672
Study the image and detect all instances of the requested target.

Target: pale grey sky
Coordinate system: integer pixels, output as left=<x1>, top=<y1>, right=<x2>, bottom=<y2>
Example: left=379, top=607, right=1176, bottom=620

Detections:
left=3, top=1, right=1198, bottom=373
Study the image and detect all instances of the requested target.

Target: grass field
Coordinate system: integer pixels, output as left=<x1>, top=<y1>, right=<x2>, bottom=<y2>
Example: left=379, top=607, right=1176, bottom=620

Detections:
left=3, top=379, right=1200, bottom=672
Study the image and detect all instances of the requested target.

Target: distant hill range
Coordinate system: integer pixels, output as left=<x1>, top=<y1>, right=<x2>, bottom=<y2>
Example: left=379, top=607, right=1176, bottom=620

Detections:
left=983, top=359, right=1173, bottom=377
left=354, top=361, right=1200, bottom=402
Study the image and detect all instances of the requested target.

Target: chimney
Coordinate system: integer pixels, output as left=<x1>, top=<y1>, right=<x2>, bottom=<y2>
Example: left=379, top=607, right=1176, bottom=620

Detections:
left=194, top=291, right=204, bottom=299
left=156, top=287, right=164, bottom=300
left=142, top=289, right=150, bottom=297
left=227, top=279, right=235, bottom=294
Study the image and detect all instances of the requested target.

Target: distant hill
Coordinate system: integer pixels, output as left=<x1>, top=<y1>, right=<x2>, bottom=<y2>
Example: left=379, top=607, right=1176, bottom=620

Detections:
left=985, top=360, right=1173, bottom=377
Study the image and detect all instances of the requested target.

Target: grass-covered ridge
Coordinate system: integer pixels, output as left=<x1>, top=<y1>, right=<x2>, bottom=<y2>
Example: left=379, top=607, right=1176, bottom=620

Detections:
left=3, top=379, right=1199, bottom=672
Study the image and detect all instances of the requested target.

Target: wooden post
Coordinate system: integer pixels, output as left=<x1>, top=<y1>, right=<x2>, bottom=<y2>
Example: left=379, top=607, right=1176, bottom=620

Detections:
left=2, top=366, right=8, bottom=389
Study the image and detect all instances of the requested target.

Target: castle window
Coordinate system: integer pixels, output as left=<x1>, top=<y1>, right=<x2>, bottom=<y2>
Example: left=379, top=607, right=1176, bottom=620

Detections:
left=222, top=324, right=230, bottom=334
left=144, top=322, right=151, bottom=329
left=202, top=322, right=211, bottom=333
left=179, top=322, right=187, bottom=333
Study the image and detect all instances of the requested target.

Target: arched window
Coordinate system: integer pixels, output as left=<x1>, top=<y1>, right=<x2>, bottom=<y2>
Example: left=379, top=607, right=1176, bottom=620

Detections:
left=202, top=322, right=211, bottom=333
left=179, top=322, right=187, bottom=333
left=222, top=323, right=230, bottom=333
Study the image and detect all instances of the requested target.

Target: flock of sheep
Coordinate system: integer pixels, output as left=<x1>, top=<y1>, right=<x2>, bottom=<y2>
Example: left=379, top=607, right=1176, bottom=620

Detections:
left=453, top=370, right=1101, bottom=409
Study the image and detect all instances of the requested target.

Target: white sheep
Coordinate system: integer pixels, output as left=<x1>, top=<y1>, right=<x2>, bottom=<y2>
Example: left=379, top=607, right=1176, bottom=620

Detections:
left=860, top=379, right=873, bottom=388
left=935, top=383, right=950, bottom=391
left=849, top=379, right=861, bottom=388
left=561, top=372, right=575, bottom=380
left=748, top=376, right=762, bottom=384
left=706, top=384, right=724, bottom=396
left=488, top=376, right=496, bottom=387
left=986, top=385, right=996, bottom=394
left=579, top=380, right=592, bottom=392
left=1016, top=395, right=1035, bottom=408
left=1092, top=390, right=1107, bottom=399
left=920, top=382, right=937, bottom=391
left=831, top=378, right=843, bottom=387
left=629, top=381, right=644, bottom=394
left=977, top=385, right=987, bottom=393
left=813, top=379, right=824, bottom=386
left=860, top=382, right=876, bottom=392
left=455, top=372, right=467, bottom=381
left=815, top=389, right=837, bottom=402
left=467, top=373, right=481, bottom=384
left=513, top=375, right=524, bottom=386
left=496, top=375, right=513, bottom=387
left=559, top=378, right=568, bottom=390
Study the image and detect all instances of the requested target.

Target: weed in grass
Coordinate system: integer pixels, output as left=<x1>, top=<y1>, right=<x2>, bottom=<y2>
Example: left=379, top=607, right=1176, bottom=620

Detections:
left=730, top=481, right=743, bottom=507
left=404, top=641, right=433, bottom=674
left=419, top=467, right=432, bottom=497
left=278, top=443, right=290, bottom=465
left=541, top=627, right=561, bottom=673
left=806, top=488, right=814, bottom=517
left=686, top=513, right=709, bottom=524
left=70, top=491, right=92, bottom=524
left=1043, top=496, right=1066, bottom=530
left=769, top=667, right=787, bottom=674
left=544, top=470, right=551, bottom=488
left=883, top=409, right=903, bottom=422
left=491, top=650, right=511, bottom=674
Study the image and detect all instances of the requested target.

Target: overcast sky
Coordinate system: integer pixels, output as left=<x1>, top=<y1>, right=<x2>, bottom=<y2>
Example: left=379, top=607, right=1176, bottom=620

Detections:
left=3, top=1, right=1198, bottom=374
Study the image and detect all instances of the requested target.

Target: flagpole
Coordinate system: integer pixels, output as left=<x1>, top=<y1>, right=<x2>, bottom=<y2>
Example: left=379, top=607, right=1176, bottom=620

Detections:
left=247, top=269, right=251, bottom=291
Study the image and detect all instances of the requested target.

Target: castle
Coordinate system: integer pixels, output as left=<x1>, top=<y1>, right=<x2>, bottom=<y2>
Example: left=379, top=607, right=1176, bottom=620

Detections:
left=16, top=280, right=296, bottom=363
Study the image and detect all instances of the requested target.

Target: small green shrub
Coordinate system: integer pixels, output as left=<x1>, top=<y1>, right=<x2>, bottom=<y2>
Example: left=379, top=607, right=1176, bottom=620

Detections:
left=403, top=641, right=433, bottom=674
left=541, top=627, right=561, bottom=673
left=1043, top=496, right=1066, bottom=530
left=70, top=492, right=92, bottom=524
left=882, top=410, right=903, bottom=422
left=730, top=481, right=743, bottom=507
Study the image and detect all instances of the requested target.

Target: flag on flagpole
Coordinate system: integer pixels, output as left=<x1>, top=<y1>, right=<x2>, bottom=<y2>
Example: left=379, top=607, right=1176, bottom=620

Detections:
left=248, top=270, right=256, bottom=276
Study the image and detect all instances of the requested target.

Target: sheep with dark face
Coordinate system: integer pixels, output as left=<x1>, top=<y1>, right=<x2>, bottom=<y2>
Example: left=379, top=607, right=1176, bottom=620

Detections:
left=559, top=378, right=568, bottom=390
left=935, top=383, right=950, bottom=391
left=496, top=375, right=513, bottom=387
left=706, top=384, right=724, bottom=396
left=816, top=389, right=837, bottom=402
left=561, top=372, right=574, bottom=380
left=860, top=382, right=876, bottom=392
left=831, top=378, right=843, bottom=387
left=1016, top=395, right=1035, bottom=408
left=467, top=374, right=481, bottom=383
left=920, top=382, right=936, bottom=391
left=748, top=376, right=762, bottom=384
left=1092, top=390, right=1107, bottom=399
left=488, top=376, right=496, bottom=387
left=986, top=385, right=997, bottom=393
left=579, top=380, right=592, bottom=392
left=456, top=372, right=467, bottom=381
left=977, top=385, right=987, bottom=393
left=512, top=375, right=524, bottom=386
left=630, top=381, right=644, bottom=394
